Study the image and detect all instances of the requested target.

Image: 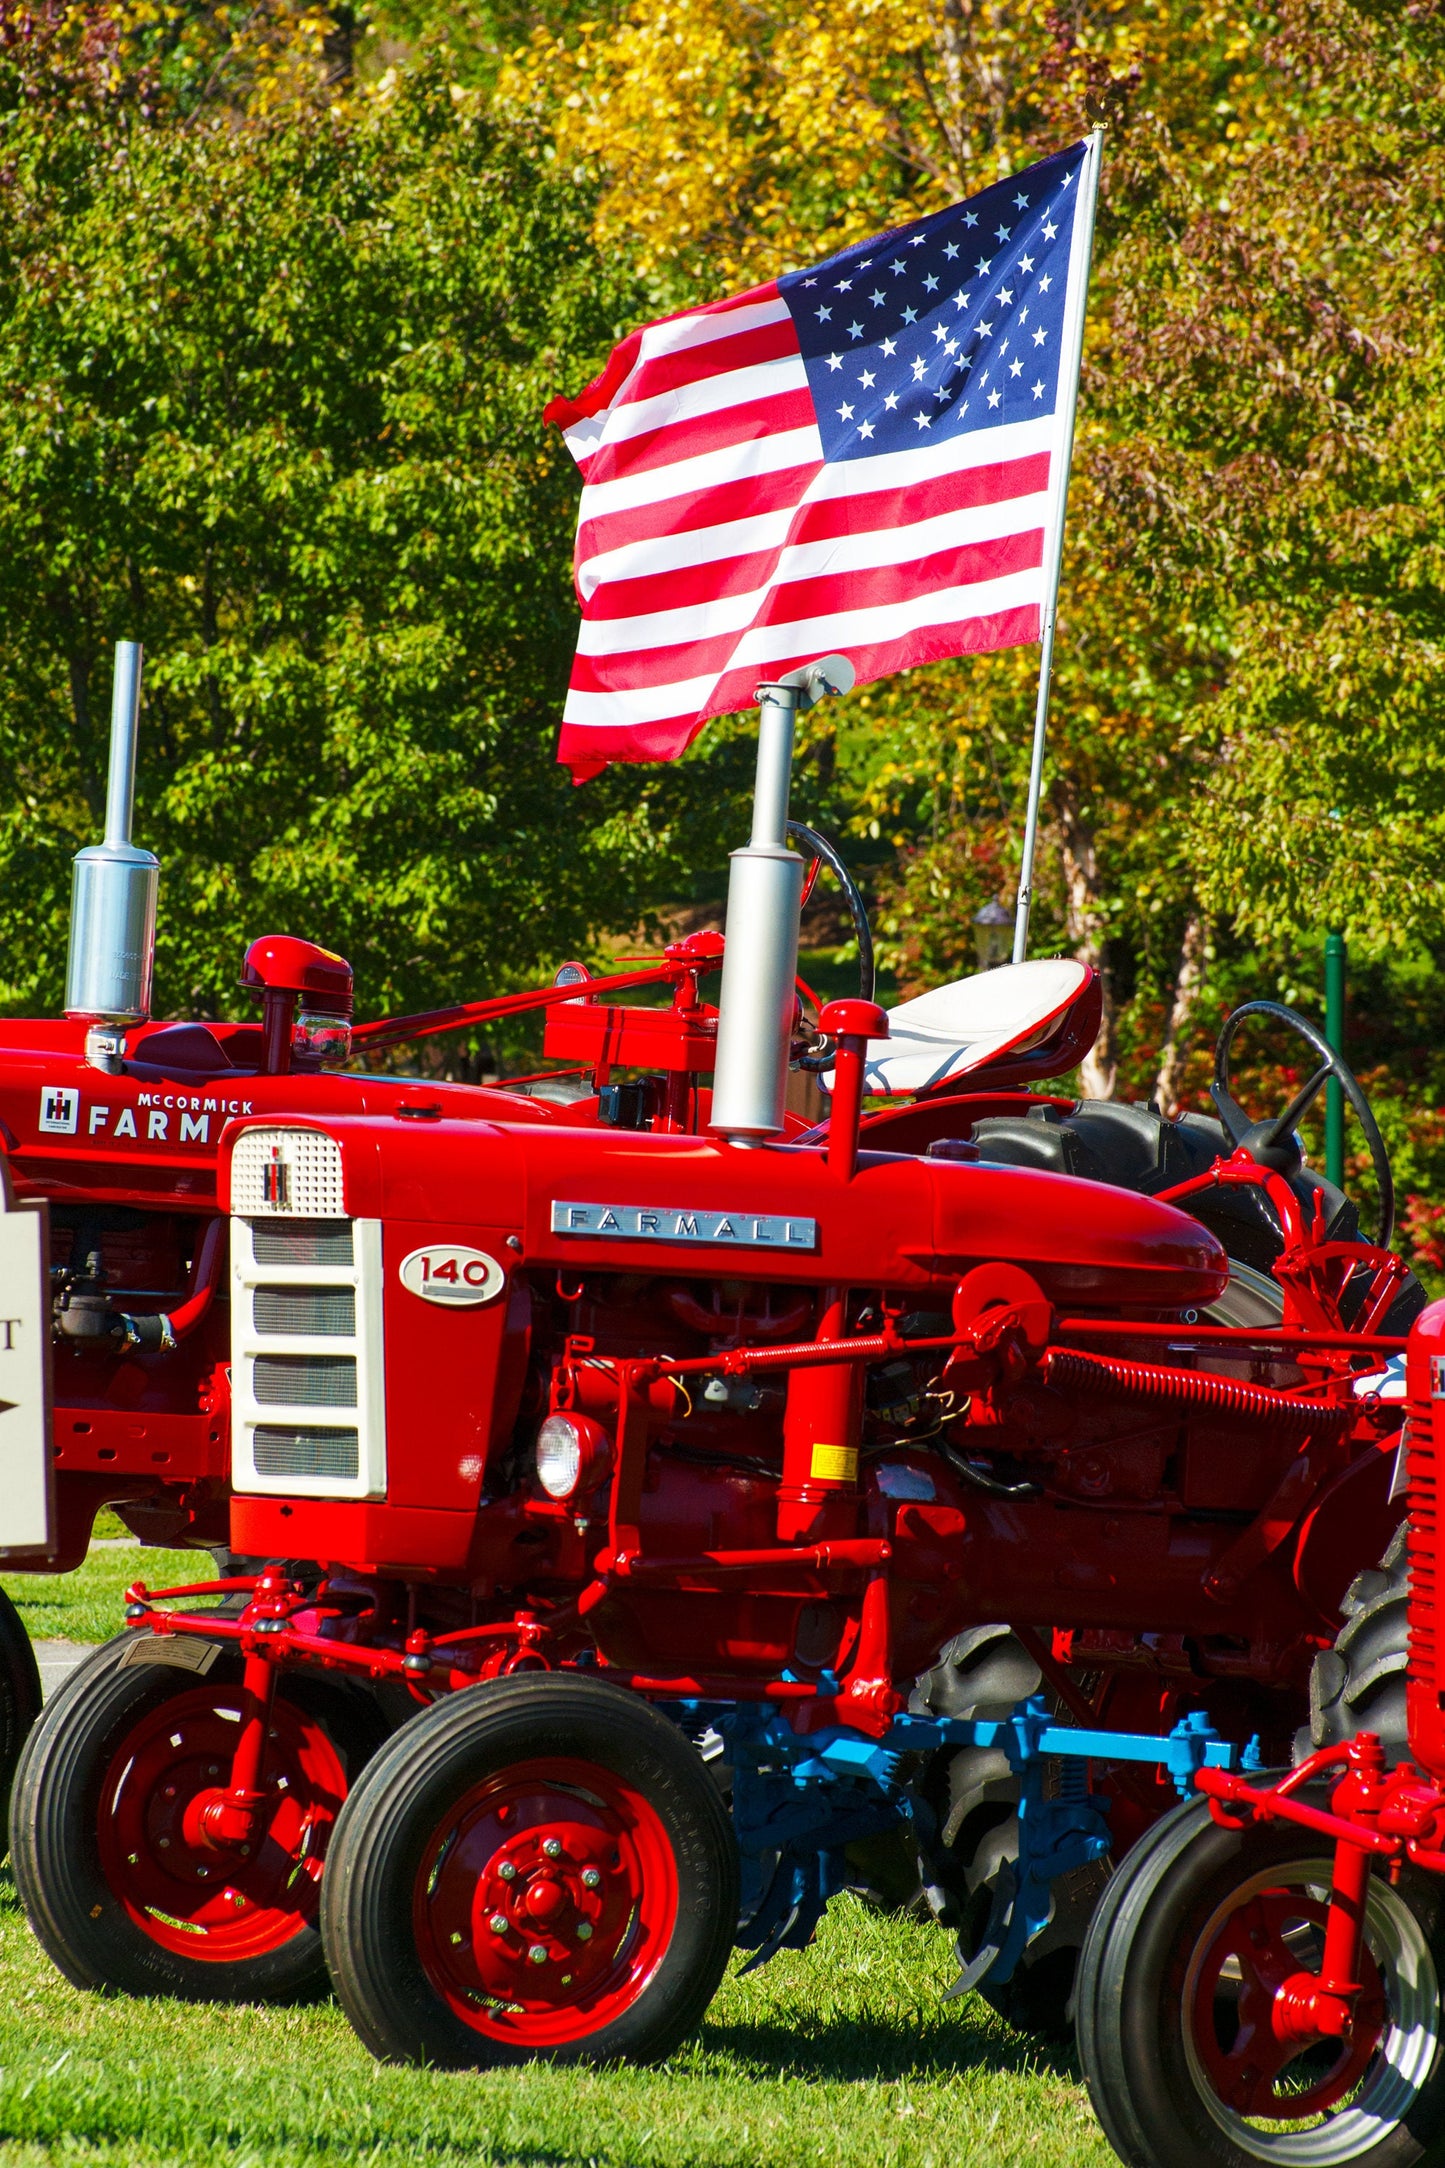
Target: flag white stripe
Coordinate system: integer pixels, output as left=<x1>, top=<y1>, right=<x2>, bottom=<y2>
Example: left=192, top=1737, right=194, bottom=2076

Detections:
left=589, top=356, right=808, bottom=451
left=574, top=492, right=1049, bottom=651
left=632, top=295, right=789, bottom=368
left=562, top=565, right=1043, bottom=727
left=575, top=423, right=824, bottom=524
left=574, top=412, right=1053, bottom=538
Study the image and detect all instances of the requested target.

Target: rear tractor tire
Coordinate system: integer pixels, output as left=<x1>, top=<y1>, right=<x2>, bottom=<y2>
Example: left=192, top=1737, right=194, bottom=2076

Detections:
left=322, top=1673, right=740, bottom=2068
left=911, top=1624, right=1108, bottom=2038
left=1305, top=1521, right=1411, bottom=1766
left=12, top=1632, right=389, bottom=2002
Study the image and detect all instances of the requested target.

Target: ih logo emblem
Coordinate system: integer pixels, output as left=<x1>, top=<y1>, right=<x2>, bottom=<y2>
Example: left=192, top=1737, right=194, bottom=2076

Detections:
left=262, top=1145, right=290, bottom=1209
left=38, top=1087, right=79, bottom=1136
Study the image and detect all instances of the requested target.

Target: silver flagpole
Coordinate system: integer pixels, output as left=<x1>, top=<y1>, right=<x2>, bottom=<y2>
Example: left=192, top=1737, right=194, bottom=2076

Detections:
left=1012, top=125, right=1105, bottom=965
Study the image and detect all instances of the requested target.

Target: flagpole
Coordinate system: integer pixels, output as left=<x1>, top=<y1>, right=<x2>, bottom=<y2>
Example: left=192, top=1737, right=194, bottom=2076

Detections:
left=1012, top=124, right=1105, bottom=965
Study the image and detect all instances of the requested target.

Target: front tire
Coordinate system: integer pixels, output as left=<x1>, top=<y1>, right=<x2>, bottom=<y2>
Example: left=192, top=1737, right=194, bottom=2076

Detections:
left=12, top=1635, right=389, bottom=2002
left=322, top=1673, right=739, bottom=2068
left=0, top=1586, right=41, bottom=1851
left=1077, top=1792, right=1445, bottom=2168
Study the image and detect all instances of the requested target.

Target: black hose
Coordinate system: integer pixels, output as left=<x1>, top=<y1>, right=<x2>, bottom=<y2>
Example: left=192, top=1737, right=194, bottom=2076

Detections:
left=787, top=820, right=875, bottom=1002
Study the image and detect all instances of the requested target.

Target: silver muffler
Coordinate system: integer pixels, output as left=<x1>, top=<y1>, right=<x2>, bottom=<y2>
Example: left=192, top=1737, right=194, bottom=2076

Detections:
left=64, top=641, right=159, bottom=1065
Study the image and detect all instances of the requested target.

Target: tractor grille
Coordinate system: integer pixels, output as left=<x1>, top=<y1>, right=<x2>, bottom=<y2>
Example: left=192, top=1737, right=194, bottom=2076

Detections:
left=253, top=1354, right=357, bottom=1408
left=253, top=1426, right=360, bottom=1480
left=1408, top=1395, right=1439, bottom=1768
left=230, top=1136, right=385, bottom=1503
left=253, top=1286, right=356, bottom=1337
left=230, top=1128, right=346, bottom=1218
left=250, top=1219, right=354, bottom=1268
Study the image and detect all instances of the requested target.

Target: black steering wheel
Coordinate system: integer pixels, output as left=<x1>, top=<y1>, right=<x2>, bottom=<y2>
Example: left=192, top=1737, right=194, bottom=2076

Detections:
left=1211, top=1000, right=1393, bottom=1249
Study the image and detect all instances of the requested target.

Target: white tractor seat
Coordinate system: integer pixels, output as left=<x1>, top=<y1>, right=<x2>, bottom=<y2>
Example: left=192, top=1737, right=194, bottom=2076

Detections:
left=825, top=958, right=1092, bottom=1097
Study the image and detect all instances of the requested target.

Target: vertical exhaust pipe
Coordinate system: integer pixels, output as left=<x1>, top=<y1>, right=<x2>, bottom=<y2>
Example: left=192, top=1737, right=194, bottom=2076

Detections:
left=64, top=642, right=159, bottom=1067
left=710, top=654, right=854, bottom=1143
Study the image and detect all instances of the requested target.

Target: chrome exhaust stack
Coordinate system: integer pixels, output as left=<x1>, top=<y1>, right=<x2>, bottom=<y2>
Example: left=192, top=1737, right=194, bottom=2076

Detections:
left=64, top=642, right=159, bottom=1070
left=710, top=655, right=854, bottom=1143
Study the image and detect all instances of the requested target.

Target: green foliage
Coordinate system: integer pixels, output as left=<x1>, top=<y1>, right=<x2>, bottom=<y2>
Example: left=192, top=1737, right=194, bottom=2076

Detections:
left=0, top=20, right=678, bottom=1020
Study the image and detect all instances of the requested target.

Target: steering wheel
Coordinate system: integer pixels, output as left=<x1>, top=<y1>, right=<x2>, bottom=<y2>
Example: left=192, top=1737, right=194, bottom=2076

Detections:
left=1211, top=1000, right=1393, bottom=1249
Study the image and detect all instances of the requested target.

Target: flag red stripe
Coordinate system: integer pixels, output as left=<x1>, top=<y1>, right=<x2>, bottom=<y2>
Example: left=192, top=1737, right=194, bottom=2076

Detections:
left=575, top=460, right=824, bottom=567
left=616, top=317, right=800, bottom=406
left=575, top=446, right=1047, bottom=576
left=567, top=535, right=1040, bottom=691
left=555, top=602, right=1040, bottom=768
left=578, top=386, right=818, bottom=490
left=579, top=455, right=1051, bottom=619
left=701, top=606, right=1041, bottom=721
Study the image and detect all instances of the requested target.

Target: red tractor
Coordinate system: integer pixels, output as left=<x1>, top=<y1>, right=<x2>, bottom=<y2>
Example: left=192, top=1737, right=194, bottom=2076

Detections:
left=0, top=645, right=1423, bottom=2069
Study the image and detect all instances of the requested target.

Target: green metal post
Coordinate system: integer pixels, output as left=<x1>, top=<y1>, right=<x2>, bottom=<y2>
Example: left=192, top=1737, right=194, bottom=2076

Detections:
left=1324, top=931, right=1346, bottom=1189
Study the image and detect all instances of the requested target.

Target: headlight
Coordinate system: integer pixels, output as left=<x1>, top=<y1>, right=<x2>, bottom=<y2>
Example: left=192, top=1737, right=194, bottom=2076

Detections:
left=535, top=1413, right=610, bottom=1501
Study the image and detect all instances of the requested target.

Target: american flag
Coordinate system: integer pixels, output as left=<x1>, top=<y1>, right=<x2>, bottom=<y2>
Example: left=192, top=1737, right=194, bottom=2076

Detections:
left=547, top=141, right=1093, bottom=778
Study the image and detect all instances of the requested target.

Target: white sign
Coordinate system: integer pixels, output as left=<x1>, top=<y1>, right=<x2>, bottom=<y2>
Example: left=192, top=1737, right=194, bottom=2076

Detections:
left=398, top=1245, right=505, bottom=1307
left=0, top=1178, right=53, bottom=1556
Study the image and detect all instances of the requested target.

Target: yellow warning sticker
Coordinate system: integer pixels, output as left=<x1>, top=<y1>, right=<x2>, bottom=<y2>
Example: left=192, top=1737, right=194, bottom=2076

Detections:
left=810, top=1442, right=859, bottom=1484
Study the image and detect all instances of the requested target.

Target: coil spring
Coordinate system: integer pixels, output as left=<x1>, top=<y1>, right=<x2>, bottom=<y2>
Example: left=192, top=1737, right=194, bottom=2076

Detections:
left=1042, top=1346, right=1351, bottom=1441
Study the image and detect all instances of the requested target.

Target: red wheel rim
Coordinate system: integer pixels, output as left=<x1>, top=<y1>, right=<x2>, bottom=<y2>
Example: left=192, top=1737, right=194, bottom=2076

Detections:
left=96, top=1684, right=349, bottom=1963
left=413, top=1755, right=680, bottom=2046
left=1191, top=1884, right=1386, bottom=2119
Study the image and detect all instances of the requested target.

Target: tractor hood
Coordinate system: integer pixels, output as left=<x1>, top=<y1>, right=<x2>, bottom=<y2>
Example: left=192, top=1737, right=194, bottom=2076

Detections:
left=220, top=1114, right=1229, bottom=1312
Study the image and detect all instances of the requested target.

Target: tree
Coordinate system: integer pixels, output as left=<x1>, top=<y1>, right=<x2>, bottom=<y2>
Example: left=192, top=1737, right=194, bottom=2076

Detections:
left=505, top=0, right=1445, bottom=1118
left=0, top=6, right=680, bottom=1025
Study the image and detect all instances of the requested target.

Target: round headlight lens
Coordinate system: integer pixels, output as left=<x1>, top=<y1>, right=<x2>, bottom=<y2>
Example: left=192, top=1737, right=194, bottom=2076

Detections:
left=536, top=1415, right=585, bottom=1500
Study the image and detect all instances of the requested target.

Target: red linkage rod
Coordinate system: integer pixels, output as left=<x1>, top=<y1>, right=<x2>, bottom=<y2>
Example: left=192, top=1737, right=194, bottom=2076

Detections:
left=350, top=958, right=695, bottom=1056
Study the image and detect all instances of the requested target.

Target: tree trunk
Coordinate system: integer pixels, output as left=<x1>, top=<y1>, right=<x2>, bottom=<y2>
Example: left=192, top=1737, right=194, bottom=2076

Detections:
left=1154, top=908, right=1206, bottom=1118
left=1054, top=781, right=1116, bottom=1099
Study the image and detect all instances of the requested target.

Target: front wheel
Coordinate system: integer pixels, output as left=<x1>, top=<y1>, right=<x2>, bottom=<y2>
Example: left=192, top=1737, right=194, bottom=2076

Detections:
left=322, top=1673, right=739, bottom=2068
left=12, top=1635, right=389, bottom=2002
left=1077, top=1793, right=1445, bottom=2168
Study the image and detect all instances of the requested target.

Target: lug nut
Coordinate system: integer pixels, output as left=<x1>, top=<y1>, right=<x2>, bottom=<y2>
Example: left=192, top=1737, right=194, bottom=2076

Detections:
left=576, top=1922, right=593, bottom=1942
left=543, top=1839, right=562, bottom=1859
left=498, top=1861, right=517, bottom=1882
left=581, top=1867, right=601, bottom=1889
left=528, top=1944, right=548, bottom=1965
left=489, top=1914, right=508, bottom=1936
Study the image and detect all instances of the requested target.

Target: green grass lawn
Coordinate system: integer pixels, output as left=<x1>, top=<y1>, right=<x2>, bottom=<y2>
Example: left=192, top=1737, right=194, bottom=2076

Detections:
left=0, top=1516, right=210, bottom=1646
left=0, top=1533, right=1112, bottom=2168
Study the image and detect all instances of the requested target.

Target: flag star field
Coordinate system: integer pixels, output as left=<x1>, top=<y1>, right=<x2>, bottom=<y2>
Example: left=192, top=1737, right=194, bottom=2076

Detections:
left=782, top=159, right=1076, bottom=462
left=546, top=142, right=1089, bottom=774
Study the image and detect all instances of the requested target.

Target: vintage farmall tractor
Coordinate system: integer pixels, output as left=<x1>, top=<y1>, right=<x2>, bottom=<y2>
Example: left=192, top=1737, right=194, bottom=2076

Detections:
left=0, top=644, right=1425, bottom=2072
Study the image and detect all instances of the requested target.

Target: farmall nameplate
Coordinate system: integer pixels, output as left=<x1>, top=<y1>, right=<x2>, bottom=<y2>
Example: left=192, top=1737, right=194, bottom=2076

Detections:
left=552, top=1202, right=817, bottom=1250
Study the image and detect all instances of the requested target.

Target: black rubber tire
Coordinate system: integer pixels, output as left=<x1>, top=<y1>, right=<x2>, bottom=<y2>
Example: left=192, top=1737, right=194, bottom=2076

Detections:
left=1077, top=1790, right=1445, bottom=2168
left=0, top=1586, right=42, bottom=1853
left=322, top=1673, right=740, bottom=2069
left=12, top=1633, right=390, bottom=2003
left=910, top=1623, right=1107, bottom=2036
left=1306, top=1521, right=1410, bottom=1764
